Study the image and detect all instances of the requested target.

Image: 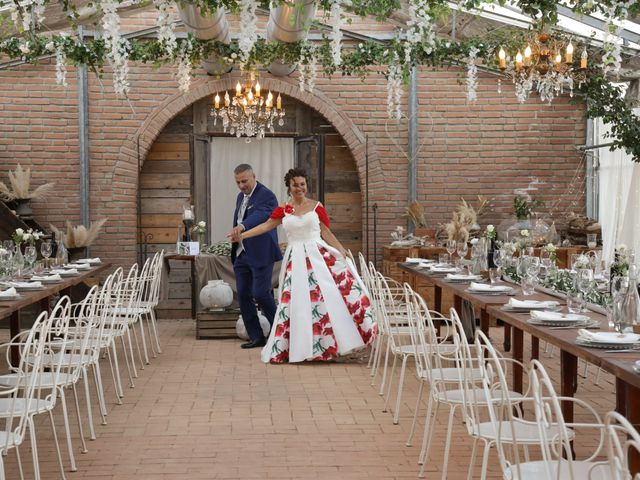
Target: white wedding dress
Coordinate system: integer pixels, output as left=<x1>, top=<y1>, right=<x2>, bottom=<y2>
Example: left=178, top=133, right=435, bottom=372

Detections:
left=261, top=202, right=376, bottom=363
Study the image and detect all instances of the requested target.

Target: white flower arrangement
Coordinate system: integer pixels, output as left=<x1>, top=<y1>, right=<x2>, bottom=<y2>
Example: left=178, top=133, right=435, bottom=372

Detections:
left=573, top=253, right=590, bottom=270
left=329, top=0, right=343, bottom=66
left=193, top=220, right=207, bottom=234
left=298, top=44, right=317, bottom=93
left=176, top=41, right=194, bottom=93
left=386, top=52, right=403, bottom=120
left=466, top=47, right=478, bottom=103
left=9, top=0, right=46, bottom=32
left=238, top=0, right=258, bottom=64
left=55, top=44, right=68, bottom=87
left=485, top=224, right=496, bottom=240
left=154, top=0, right=177, bottom=56
left=470, top=238, right=479, bottom=245
left=404, top=0, right=436, bottom=65
left=520, top=229, right=529, bottom=237
left=602, top=5, right=626, bottom=79
left=544, top=243, right=557, bottom=262
left=101, top=0, right=131, bottom=96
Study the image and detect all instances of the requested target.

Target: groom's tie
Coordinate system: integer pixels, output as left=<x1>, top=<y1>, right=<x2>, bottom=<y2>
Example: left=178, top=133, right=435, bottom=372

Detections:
left=236, top=195, right=250, bottom=256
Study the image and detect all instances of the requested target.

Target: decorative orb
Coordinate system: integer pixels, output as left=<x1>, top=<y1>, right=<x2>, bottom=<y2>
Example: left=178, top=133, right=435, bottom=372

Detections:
left=236, top=313, right=271, bottom=340
left=199, top=280, right=233, bottom=309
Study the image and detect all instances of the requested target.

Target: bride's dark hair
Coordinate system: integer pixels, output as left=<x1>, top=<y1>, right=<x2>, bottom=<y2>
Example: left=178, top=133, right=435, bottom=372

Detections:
left=284, top=168, right=309, bottom=188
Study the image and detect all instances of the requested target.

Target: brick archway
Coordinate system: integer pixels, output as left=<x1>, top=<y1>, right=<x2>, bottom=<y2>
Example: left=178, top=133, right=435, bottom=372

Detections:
left=120, top=73, right=384, bottom=263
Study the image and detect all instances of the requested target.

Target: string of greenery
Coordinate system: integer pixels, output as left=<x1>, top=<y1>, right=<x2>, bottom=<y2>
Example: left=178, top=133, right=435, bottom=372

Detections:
left=1, top=0, right=639, bottom=159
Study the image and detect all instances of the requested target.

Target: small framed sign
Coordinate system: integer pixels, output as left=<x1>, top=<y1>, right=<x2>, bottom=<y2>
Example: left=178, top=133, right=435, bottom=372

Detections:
left=176, top=241, right=200, bottom=255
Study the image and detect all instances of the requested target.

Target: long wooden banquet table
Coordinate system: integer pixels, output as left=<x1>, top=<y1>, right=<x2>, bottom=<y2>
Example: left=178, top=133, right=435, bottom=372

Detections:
left=399, top=262, right=640, bottom=472
left=0, top=263, right=110, bottom=363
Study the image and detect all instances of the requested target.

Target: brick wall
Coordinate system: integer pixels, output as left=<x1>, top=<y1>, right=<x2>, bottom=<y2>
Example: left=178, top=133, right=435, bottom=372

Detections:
left=0, top=15, right=586, bottom=268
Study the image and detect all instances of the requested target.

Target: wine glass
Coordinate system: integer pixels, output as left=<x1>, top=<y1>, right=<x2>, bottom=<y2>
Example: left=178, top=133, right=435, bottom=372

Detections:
left=526, top=256, right=541, bottom=279
left=456, top=241, right=468, bottom=268
left=24, top=246, right=37, bottom=273
left=445, top=240, right=456, bottom=263
left=2, top=240, right=14, bottom=253
left=576, top=268, right=594, bottom=312
left=40, top=241, right=52, bottom=268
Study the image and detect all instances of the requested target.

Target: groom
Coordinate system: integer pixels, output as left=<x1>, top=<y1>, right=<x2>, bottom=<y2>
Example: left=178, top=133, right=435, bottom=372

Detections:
left=228, top=164, right=282, bottom=349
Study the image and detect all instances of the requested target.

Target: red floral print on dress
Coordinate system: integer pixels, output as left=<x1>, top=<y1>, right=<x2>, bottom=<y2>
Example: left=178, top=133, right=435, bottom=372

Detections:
left=281, top=291, right=291, bottom=305
left=284, top=204, right=295, bottom=215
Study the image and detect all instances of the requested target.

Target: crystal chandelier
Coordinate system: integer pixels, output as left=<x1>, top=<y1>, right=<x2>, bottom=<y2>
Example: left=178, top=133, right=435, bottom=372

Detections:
left=210, top=73, right=285, bottom=139
left=498, top=30, right=588, bottom=104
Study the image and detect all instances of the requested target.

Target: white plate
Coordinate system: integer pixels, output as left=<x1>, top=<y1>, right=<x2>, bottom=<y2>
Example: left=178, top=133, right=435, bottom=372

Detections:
left=13, top=284, right=45, bottom=291
left=575, top=338, right=640, bottom=350
left=579, top=332, right=640, bottom=345
left=530, top=313, right=590, bottom=322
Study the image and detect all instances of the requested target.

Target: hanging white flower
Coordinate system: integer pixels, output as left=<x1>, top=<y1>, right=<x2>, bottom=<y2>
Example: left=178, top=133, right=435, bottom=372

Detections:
left=55, top=44, right=68, bottom=87
left=154, top=0, right=177, bottom=55
left=387, top=53, right=403, bottom=121
left=329, top=0, right=343, bottom=66
left=101, top=0, right=131, bottom=96
left=601, top=5, right=627, bottom=79
left=176, top=41, right=194, bottom=93
left=298, top=45, right=317, bottom=93
left=466, top=47, right=478, bottom=103
left=9, top=0, right=46, bottom=31
left=238, top=0, right=258, bottom=64
left=404, top=0, right=436, bottom=65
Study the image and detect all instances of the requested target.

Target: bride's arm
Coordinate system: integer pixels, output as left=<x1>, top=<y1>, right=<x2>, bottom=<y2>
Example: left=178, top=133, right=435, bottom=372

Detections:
left=319, top=223, right=348, bottom=258
left=240, top=218, right=282, bottom=240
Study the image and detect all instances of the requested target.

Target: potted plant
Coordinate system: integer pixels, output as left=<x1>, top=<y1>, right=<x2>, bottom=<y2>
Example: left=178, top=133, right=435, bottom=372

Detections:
left=0, top=164, right=55, bottom=217
left=404, top=201, right=430, bottom=236
left=50, top=218, right=107, bottom=261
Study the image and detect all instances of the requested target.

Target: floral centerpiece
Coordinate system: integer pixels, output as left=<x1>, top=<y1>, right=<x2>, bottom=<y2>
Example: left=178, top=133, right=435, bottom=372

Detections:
left=485, top=224, right=496, bottom=241
left=611, top=244, right=630, bottom=277
left=192, top=220, right=207, bottom=248
left=543, top=243, right=557, bottom=264
left=0, top=164, right=55, bottom=216
left=516, top=229, right=530, bottom=253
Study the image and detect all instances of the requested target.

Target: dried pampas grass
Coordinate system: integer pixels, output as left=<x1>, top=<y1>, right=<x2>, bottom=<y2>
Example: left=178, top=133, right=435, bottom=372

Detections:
left=51, top=218, right=108, bottom=248
left=443, top=196, right=488, bottom=242
left=404, top=201, right=426, bottom=228
left=0, top=164, right=55, bottom=201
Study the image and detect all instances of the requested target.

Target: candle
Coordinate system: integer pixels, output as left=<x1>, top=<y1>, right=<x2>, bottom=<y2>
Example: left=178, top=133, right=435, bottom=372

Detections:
left=255, top=81, right=261, bottom=97
left=515, top=51, right=523, bottom=71
left=566, top=41, right=574, bottom=63
left=554, top=52, right=562, bottom=69
left=214, top=93, right=220, bottom=109
left=266, top=91, right=273, bottom=109
left=276, top=93, right=282, bottom=110
left=183, top=207, right=194, bottom=220
left=224, top=91, right=230, bottom=107
left=247, top=90, right=254, bottom=103
left=498, top=47, right=506, bottom=70
left=580, top=48, right=588, bottom=69
left=524, top=45, right=532, bottom=67
left=235, top=81, right=242, bottom=96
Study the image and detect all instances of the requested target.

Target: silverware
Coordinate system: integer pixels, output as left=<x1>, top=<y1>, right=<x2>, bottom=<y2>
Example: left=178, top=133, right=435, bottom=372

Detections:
left=604, top=348, right=640, bottom=353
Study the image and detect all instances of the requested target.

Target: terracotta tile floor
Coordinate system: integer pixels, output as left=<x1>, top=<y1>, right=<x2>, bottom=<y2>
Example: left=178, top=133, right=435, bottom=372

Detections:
left=4, top=319, right=618, bottom=479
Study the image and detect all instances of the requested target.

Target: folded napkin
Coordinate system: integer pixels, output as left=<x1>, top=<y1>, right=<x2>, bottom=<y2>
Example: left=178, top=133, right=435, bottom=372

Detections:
left=31, top=274, right=62, bottom=282
left=0, top=287, right=17, bottom=298
left=445, top=273, right=482, bottom=281
left=72, top=263, right=91, bottom=270
left=577, top=330, right=640, bottom=344
left=52, top=268, right=78, bottom=275
left=468, top=282, right=512, bottom=293
left=429, top=266, right=458, bottom=273
left=530, top=310, right=588, bottom=322
left=509, top=298, right=560, bottom=310
left=76, top=257, right=101, bottom=264
left=11, top=281, right=43, bottom=288
left=406, top=257, right=426, bottom=263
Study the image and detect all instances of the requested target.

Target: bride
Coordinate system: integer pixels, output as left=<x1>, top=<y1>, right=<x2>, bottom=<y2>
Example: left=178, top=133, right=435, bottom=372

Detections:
left=239, top=168, right=376, bottom=363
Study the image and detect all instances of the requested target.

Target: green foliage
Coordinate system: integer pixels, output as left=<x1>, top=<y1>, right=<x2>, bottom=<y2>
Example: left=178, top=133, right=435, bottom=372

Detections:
left=513, top=195, right=544, bottom=220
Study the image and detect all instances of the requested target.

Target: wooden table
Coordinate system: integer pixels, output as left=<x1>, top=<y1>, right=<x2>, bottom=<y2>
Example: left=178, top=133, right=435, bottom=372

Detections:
left=0, top=263, right=110, bottom=363
left=487, top=304, right=640, bottom=473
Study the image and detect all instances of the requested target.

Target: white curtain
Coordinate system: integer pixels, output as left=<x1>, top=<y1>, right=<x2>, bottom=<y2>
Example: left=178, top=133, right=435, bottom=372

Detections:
left=596, top=109, right=640, bottom=265
left=209, top=137, right=294, bottom=243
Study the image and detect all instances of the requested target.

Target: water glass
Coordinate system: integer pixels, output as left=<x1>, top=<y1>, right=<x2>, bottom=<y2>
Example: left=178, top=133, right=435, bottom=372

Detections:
left=489, top=268, right=500, bottom=284
left=41, top=241, right=52, bottom=267
left=567, top=291, right=585, bottom=314
left=456, top=241, right=468, bottom=263
left=587, top=233, right=598, bottom=249
left=521, top=274, right=536, bottom=296
left=446, top=239, right=456, bottom=257
left=24, top=246, right=37, bottom=270
left=438, top=253, right=450, bottom=265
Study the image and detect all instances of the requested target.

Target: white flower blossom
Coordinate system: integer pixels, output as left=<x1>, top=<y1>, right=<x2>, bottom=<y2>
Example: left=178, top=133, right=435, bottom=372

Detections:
left=520, top=229, right=529, bottom=237
left=15, top=228, right=24, bottom=236
left=602, top=5, right=627, bottom=79
left=238, top=0, right=258, bottom=64
left=55, top=44, right=68, bottom=87
left=616, top=243, right=627, bottom=251
left=329, top=0, right=343, bottom=66
left=154, top=0, right=177, bottom=56
left=101, top=0, right=131, bottom=96
left=404, top=0, right=436, bottom=65
left=23, top=233, right=31, bottom=242
left=387, top=53, right=403, bottom=121
left=466, top=47, right=478, bottom=103
left=470, top=238, right=478, bottom=245
left=486, top=225, right=495, bottom=232
left=198, top=221, right=206, bottom=228
left=19, top=42, right=30, bottom=55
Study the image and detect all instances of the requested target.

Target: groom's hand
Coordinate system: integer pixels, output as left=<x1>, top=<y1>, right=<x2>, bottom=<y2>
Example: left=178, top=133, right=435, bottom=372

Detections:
left=228, top=225, right=245, bottom=242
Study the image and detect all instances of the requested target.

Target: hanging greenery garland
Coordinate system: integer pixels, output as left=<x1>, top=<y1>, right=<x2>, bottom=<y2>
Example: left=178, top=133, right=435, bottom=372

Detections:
left=0, top=0, right=639, bottom=160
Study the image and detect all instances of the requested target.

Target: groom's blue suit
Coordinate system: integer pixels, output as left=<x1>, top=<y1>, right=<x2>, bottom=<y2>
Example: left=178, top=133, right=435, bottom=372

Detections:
left=232, top=181, right=283, bottom=342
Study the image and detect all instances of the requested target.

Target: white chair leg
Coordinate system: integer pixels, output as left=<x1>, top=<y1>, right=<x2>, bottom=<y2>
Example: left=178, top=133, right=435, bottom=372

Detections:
left=479, top=440, right=492, bottom=480
left=440, top=406, right=457, bottom=480
left=382, top=354, right=398, bottom=413
left=82, top=368, right=97, bottom=441
left=378, top=339, right=392, bottom=395
left=467, top=437, right=478, bottom=480
left=71, top=384, right=89, bottom=454
left=27, top=417, right=40, bottom=480
left=144, top=311, right=158, bottom=358
left=58, top=389, right=78, bottom=470
left=13, top=445, right=23, bottom=480
left=149, top=309, right=162, bottom=354
left=393, top=356, right=409, bottom=425
left=406, top=380, right=424, bottom=447
left=418, top=395, right=438, bottom=466
left=130, top=320, right=146, bottom=370
left=92, top=362, right=108, bottom=423
left=107, top=342, right=125, bottom=401
left=124, top=328, right=139, bottom=379
left=120, top=335, right=136, bottom=387
left=48, top=410, right=67, bottom=480
left=370, top=335, right=383, bottom=383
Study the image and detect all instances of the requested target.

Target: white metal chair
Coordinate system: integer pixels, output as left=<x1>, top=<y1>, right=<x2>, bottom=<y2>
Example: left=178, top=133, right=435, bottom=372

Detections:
left=601, top=410, right=640, bottom=480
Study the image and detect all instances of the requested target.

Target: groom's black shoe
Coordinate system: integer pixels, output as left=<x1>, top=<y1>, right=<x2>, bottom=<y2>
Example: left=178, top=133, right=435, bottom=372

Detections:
left=241, top=337, right=266, bottom=349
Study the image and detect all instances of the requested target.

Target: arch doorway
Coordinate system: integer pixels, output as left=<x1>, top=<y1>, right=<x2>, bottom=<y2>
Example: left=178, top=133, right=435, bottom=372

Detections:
left=139, top=94, right=362, bottom=318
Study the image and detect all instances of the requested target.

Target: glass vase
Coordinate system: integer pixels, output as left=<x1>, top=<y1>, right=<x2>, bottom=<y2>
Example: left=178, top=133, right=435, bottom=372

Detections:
left=198, top=231, right=206, bottom=252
